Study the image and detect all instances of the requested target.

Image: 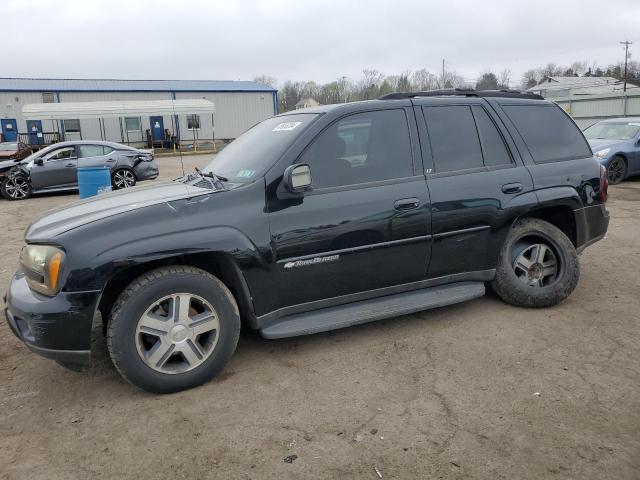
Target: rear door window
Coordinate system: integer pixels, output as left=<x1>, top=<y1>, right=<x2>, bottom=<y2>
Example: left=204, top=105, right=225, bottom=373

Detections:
left=423, top=105, right=483, bottom=173
left=78, top=145, right=105, bottom=158
left=502, top=104, right=591, bottom=163
left=471, top=106, right=512, bottom=167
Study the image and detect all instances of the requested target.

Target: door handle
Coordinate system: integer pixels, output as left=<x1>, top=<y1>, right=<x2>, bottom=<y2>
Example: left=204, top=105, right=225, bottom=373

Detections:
left=65, top=163, right=75, bottom=167
left=502, top=183, right=523, bottom=194
left=394, top=198, right=420, bottom=211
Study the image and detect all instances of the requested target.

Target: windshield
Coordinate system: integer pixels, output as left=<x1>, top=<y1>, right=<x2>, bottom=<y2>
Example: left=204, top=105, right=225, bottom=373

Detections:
left=0, top=143, right=18, bottom=151
left=584, top=122, right=640, bottom=141
left=203, top=113, right=319, bottom=182
left=21, top=143, right=60, bottom=163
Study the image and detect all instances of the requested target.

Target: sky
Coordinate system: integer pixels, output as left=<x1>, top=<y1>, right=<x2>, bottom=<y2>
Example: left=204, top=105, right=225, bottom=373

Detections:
left=3, top=0, right=639, bottom=88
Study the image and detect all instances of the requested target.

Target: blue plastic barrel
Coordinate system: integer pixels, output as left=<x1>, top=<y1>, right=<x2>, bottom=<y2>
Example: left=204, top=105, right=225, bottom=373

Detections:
left=77, top=166, right=112, bottom=199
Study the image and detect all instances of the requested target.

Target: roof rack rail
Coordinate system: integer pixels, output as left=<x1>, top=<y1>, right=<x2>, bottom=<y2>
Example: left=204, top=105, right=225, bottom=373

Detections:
left=379, top=89, right=544, bottom=101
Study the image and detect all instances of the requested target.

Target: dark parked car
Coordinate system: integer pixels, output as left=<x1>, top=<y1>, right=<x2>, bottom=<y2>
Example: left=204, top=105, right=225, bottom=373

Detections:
left=0, top=141, right=31, bottom=161
left=0, top=140, right=159, bottom=200
left=583, top=117, right=640, bottom=184
left=4, top=90, right=609, bottom=393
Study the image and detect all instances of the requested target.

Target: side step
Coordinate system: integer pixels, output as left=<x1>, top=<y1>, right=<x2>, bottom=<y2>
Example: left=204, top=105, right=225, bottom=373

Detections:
left=260, top=281, right=485, bottom=339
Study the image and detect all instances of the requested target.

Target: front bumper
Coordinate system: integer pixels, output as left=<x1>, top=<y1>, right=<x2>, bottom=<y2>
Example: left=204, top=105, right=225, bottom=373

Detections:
left=134, top=160, right=160, bottom=181
left=4, top=271, right=100, bottom=371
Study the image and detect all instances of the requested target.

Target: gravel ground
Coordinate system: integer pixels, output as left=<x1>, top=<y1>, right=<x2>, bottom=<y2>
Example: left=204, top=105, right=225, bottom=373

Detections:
left=1, top=156, right=639, bottom=479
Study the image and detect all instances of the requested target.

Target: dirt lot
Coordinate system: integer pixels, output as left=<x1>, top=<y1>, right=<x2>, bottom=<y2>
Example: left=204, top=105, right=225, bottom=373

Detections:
left=1, top=156, right=639, bottom=479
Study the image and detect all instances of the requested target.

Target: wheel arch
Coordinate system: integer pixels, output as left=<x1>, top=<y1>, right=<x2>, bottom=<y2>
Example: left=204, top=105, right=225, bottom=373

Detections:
left=97, top=251, right=257, bottom=335
left=515, top=204, right=577, bottom=247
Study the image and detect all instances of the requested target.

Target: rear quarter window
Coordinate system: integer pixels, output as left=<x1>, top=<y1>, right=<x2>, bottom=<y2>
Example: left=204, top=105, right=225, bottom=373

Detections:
left=502, top=104, right=592, bottom=163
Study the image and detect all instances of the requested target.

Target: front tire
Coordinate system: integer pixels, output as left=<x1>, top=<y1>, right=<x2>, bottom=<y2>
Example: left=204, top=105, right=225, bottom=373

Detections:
left=1, top=175, right=32, bottom=200
left=112, top=168, right=137, bottom=189
left=107, top=266, right=240, bottom=393
left=491, top=218, right=579, bottom=308
left=606, top=156, right=626, bottom=185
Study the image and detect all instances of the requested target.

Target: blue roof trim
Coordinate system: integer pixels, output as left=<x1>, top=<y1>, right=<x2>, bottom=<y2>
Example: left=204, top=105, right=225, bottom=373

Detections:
left=0, top=78, right=277, bottom=93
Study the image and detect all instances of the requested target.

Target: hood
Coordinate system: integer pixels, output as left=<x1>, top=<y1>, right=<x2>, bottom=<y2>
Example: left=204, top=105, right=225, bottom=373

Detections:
left=26, top=181, right=215, bottom=239
left=587, top=138, right=628, bottom=151
left=0, top=158, right=20, bottom=170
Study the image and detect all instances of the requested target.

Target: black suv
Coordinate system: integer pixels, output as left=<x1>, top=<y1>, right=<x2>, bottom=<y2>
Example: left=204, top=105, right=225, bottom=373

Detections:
left=4, top=90, right=609, bottom=393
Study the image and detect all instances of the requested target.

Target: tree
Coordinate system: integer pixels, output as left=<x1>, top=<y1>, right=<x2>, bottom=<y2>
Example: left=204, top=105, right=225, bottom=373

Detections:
left=253, top=75, right=277, bottom=89
left=396, top=71, right=412, bottom=92
left=521, top=69, right=539, bottom=89
left=498, top=69, right=511, bottom=89
left=476, top=71, right=499, bottom=90
left=411, top=69, right=438, bottom=91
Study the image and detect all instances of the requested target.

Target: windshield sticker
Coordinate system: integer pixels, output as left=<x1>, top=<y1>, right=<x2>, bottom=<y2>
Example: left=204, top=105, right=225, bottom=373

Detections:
left=272, top=122, right=302, bottom=132
left=237, top=169, right=256, bottom=178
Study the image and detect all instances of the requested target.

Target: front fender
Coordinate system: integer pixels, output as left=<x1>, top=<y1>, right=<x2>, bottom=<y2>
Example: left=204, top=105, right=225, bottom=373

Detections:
left=64, top=224, right=265, bottom=292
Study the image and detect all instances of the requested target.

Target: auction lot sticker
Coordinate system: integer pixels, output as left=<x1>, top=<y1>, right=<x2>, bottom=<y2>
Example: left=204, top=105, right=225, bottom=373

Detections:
left=273, top=122, right=302, bottom=131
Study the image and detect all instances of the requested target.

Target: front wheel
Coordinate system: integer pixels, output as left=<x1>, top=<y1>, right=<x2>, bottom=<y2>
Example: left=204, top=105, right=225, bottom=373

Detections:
left=107, top=266, right=241, bottom=393
left=491, top=218, right=579, bottom=308
left=112, top=169, right=137, bottom=189
left=1, top=175, right=32, bottom=200
left=606, top=156, right=626, bottom=185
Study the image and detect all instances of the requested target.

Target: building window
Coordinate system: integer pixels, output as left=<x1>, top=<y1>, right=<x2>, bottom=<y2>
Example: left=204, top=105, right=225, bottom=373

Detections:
left=42, top=92, right=55, bottom=103
left=124, top=117, right=141, bottom=131
left=187, top=114, right=200, bottom=130
left=64, top=119, right=81, bottom=133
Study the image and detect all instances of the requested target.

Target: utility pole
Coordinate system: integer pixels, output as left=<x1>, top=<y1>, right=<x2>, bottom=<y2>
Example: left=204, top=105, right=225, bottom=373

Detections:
left=442, top=59, right=446, bottom=89
left=620, top=40, right=632, bottom=93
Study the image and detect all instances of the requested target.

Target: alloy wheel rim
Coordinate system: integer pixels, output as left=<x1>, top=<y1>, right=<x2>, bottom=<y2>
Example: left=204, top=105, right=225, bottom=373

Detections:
left=135, top=293, right=220, bottom=374
left=5, top=178, right=29, bottom=199
left=512, top=243, right=559, bottom=288
left=607, top=159, right=624, bottom=184
left=114, top=170, right=135, bottom=188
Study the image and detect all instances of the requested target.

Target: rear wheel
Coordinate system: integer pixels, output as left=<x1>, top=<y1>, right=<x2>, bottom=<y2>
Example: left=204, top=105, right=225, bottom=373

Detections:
left=107, top=266, right=240, bottom=393
left=112, top=169, right=137, bottom=189
left=492, top=218, right=579, bottom=308
left=606, top=156, right=626, bottom=185
left=1, top=175, right=32, bottom=200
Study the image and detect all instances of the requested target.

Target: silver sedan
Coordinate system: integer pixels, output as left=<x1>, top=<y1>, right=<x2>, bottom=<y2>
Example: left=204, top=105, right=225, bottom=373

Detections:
left=0, top=140, right=159, bottom=200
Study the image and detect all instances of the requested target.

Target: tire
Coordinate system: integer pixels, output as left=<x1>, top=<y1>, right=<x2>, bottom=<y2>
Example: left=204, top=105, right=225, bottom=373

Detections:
left=107, top=266, right=240, bottom=393
left=491, top=218, right=579, bottom=308
left=111, top=168, right=137, bottom=189
left=1, top=175, right=32, bottom=200
left=606, top=156, right=626, bottom=185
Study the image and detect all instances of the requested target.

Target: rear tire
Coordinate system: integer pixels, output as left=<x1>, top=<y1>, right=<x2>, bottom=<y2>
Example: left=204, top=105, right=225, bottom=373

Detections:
left=107, top=266, right=240, bottom=393
left=1, top=175, right=32, bottom=200
left=112, top=168, right=137, bottom=189
left=606, top=156, right=626, bottom=185
left=491, top=218, right=579, bottom=308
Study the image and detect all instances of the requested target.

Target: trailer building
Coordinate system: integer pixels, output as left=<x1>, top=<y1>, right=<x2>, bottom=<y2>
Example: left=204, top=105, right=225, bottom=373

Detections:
left=0, top=78, right=277, bottom=147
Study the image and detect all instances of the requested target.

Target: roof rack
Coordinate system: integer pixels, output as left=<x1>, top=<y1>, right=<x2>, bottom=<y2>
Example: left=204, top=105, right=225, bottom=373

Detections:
left=379, top=89, right=544, bottom=101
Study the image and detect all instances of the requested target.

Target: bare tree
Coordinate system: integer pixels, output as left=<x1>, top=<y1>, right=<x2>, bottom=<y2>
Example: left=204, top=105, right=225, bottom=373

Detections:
left=253, top=75, right=277, bottom=88
left=521, top=69, right=539, bottom=89
left=411, top=69, right=439, bottom=91
left=498, top=69, right=511, bottom=89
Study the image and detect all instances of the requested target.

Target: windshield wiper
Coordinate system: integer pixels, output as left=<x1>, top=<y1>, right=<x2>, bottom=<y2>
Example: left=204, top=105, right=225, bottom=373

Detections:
left=194, top=167, right=228, bottom=182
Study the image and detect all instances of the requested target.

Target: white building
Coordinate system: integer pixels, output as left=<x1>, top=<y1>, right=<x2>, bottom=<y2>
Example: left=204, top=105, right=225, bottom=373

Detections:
left=527, top=76, right=639, bottom=99
left=0, top=78, right=277, bottom=146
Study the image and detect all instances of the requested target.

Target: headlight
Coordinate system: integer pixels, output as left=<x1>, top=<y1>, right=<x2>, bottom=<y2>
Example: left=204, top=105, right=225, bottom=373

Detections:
left=594, top=148, right=610, bottom=159
left=19, top=244, right=65, bottom=296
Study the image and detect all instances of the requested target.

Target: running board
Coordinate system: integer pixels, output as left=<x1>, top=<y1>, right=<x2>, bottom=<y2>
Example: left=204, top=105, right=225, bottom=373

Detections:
left=260, top=281, right=485, bottom=339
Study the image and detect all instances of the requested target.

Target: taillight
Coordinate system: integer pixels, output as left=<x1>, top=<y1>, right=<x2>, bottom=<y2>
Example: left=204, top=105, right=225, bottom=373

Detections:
left=599, top=164, right=608, bottom=202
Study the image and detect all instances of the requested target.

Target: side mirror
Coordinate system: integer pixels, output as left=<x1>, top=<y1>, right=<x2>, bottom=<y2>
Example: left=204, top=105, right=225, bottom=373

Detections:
left=34, top=158, right=44, bottom=166
left=284, top=164, right=312, bottom=192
